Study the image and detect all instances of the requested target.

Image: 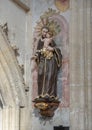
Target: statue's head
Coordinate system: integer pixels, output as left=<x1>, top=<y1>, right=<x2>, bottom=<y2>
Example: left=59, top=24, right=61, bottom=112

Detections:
left=41, top=26, right=49, bottom=38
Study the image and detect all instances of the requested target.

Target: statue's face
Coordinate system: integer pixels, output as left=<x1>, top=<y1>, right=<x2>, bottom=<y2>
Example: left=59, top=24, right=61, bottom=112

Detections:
left=41, top=28, right=48, bottom=38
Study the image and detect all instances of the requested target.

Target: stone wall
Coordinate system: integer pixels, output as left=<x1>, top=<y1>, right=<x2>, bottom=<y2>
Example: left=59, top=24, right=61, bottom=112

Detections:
left=0, top=0, right=92, bottom=130
left=0, top=0, right=32, bottom=130
left=70, top=0, right=92, bottom=130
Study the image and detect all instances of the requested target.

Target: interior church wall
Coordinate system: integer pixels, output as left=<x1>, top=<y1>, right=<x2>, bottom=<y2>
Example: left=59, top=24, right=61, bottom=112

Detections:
left=0, top=1, right=32, bottom=130
left=0, top=0, right=29, bottom=65
left=0, top=0, right=92, bottom=130
left=70, top=0, right=92, bottom=130
left=0, top=0, right=32, bottom=103
left=0, top=0, right=70, bottom=129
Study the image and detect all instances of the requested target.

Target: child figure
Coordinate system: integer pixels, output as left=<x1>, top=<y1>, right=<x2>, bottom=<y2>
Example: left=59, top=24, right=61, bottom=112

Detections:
left=41, top=32, right=54, bottom=59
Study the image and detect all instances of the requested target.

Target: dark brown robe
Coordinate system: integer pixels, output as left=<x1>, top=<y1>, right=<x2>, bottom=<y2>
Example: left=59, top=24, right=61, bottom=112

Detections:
left=35, top=38, right=62, bottom=98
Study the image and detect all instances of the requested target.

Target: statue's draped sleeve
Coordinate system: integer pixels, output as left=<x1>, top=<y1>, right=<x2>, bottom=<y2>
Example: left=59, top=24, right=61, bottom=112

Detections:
left=50, top=40, right=62, bottom=68
left=54, top=48, right=62, bottom=68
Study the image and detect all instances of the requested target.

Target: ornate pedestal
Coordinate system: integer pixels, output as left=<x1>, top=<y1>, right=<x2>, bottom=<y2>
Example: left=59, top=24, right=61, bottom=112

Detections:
left=33, top=96, right=60, bottom=117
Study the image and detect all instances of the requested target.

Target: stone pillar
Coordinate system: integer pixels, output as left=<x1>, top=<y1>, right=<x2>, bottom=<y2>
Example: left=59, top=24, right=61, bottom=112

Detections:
left=19, top=107, right=31, bottom=130
left=2, top=107, right=20, bottom=130
left=70, top=0, right=92, bottom=130
left=86, top=1, right=92, bottom=129
left=0, top=109, right=2, bottom=130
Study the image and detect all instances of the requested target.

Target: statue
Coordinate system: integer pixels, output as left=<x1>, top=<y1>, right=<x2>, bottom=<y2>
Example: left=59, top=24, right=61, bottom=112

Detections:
left=32, top=9, right=62, bottom=117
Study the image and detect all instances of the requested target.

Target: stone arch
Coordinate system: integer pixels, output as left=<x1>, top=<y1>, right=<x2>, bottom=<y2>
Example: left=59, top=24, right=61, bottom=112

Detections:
left=0, top=25, right=28, bottom=130
left=0, top=26, right=26, bottom=107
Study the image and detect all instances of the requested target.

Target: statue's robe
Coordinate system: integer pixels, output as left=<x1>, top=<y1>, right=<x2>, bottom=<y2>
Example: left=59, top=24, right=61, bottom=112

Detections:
left=36, top=38, right=62, bottom=98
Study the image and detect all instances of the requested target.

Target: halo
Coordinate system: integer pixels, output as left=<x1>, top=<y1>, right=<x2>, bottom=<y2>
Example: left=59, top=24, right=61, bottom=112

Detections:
left=34, top=8, right=61, bottom=37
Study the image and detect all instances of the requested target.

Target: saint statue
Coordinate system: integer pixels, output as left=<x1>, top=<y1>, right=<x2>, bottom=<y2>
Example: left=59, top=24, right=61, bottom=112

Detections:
left=32, top=9, right=63, bottom=116
left=33, top=26, right=62, bottom=103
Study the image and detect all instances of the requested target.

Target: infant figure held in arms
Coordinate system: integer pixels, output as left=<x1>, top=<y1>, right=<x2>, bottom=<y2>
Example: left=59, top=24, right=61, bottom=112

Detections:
left=41, top=32, right=54, bottom=59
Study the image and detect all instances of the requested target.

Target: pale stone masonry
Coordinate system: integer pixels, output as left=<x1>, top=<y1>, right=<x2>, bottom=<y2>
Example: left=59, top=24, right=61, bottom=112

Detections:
left=70, top=0, right=92, bottom=130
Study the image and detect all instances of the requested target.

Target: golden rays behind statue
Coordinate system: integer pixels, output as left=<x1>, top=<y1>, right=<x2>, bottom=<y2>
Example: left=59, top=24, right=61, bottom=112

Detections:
left=34, top=8, right=61, bottom=38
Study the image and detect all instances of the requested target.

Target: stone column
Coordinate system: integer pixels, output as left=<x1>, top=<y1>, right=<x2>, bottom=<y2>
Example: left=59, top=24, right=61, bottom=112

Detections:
left=0, top=109, right=2, bottom=130
left=19, top=107, right=31, bottom=130
left=2, top=107, right=20, bottom=130
left=70, top=0, right=92, bottom=130
left=86, top=1, right=92, bottom=129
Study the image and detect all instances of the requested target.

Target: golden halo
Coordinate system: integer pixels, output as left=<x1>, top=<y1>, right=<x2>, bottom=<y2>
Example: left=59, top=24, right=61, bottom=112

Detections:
left=55, top=0, right=70, bottom=12
left=34, top=8, right=61, bottom=37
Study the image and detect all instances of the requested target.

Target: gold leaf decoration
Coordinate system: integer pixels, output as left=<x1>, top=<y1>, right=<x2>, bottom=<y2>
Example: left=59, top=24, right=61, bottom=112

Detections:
left=34, top=8, right=61, bottom=37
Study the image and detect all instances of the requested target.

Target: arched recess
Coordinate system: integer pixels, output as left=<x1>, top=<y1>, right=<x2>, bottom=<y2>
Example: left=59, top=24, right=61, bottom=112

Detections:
left=0, top=26, right=26, bottom=107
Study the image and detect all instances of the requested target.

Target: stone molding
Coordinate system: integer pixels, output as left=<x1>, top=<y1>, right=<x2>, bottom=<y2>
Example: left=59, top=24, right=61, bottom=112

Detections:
left=0, top=26, right=27, bottom=107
